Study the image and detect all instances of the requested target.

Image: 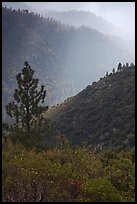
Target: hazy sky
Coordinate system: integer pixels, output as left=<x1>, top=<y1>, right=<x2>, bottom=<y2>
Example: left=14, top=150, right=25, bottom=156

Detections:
left=3, top=2, right=135, bottom=41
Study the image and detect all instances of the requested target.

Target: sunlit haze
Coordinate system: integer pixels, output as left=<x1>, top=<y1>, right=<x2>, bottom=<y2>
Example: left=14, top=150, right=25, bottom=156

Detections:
left=2, top=2, right=135, bottom=41
left=24, top=2, right=135, bottom=41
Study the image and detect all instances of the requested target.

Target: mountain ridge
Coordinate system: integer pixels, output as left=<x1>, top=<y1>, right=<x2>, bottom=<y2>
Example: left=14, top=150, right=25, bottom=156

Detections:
left=45, top=64, right=135, bottom=150
left=42, top=9, right=129, bottom=41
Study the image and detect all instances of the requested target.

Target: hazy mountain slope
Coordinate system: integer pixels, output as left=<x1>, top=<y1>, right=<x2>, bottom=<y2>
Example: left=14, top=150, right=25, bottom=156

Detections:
left=46, top=65, right=135, bottom=149
left=42, top=10, right=135, bottom=55
left=42, top=10, right=125, bottom=39
left=2, top=7, right=134, bottom=122
left=2, top=7, right=72, bottom=106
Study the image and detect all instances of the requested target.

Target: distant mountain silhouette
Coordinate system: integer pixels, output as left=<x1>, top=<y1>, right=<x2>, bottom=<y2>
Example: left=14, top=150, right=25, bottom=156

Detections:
left=42, top=10, right=127, bottom=40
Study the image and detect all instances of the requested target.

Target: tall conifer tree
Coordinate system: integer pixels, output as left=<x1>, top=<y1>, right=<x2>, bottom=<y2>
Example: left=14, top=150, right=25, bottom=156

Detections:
left=6, top=61, right=47, bottom=134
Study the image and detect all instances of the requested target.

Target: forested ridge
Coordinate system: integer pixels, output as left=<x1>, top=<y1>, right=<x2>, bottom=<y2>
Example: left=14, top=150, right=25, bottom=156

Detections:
left=42, top=10, right=124, bottom=38
left=45, top=63, right=135, bottom=149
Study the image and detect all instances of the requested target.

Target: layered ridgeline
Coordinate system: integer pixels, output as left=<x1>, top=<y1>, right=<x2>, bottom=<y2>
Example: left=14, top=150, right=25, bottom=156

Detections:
left=2, top=7, right=134, bottom=121
left=45, top=64, right=135, bottom=150
left=42, top=10, right=125, bottom=40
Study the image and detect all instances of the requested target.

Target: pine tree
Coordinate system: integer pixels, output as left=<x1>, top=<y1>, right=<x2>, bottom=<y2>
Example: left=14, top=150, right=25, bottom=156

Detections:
left=117, top=63, right=122, bottom=72
left=112, top=68, right=115, bottom=74
left=6, top=61, right=47, bottom=134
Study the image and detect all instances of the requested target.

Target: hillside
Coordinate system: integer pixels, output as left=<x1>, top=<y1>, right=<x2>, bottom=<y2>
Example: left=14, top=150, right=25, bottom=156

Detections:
left=2, top=7, right=134, bottom=121
left=42, top=10, right=135, bottom=58
left=45, top=65, right=135, bottom=149
left=42, top=10, right=123, bottom=39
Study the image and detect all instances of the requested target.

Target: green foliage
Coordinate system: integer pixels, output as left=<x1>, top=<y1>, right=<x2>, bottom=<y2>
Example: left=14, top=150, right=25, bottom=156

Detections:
left=2, top=140, right=135, bottom=202
left=4, top=118, right=52, bottom=151
left=104, top=157, right=135, bottom=194
left=80, top=179, right=122, bottom=202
